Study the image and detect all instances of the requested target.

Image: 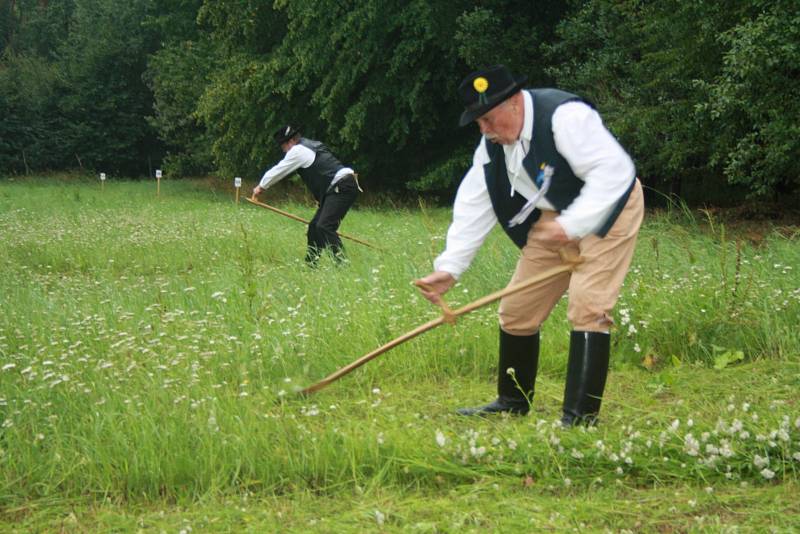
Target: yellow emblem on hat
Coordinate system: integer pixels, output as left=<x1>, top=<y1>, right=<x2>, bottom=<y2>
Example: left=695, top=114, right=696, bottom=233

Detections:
left=473, top=77, right=489, bottom=93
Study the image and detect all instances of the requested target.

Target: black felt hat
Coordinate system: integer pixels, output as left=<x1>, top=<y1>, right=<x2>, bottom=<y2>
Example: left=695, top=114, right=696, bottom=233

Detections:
left=458, top=65, right=527, bottom=126
left=273, top=124, right=301, bottom=145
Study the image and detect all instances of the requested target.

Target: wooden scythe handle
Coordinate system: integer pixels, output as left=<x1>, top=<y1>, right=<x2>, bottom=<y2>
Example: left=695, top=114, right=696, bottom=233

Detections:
left=245, top=196, right=380, bottom=250
left=298, top=254, right=583, bottom=395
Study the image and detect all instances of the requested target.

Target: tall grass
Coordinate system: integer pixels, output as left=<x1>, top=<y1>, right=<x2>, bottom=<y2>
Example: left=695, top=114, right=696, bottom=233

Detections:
left=0, top=177, right=798, bottom=512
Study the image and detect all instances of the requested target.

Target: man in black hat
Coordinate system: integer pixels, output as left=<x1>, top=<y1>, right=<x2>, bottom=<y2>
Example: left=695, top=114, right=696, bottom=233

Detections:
left=252, top=125, right=360, bottom=264
left=416, top=65, right=644, bottom=426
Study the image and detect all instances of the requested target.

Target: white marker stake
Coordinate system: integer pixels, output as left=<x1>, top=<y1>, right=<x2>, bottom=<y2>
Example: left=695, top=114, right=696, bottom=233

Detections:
left=155, top=169, right=162, bottom=196
left=100, top=172, right=106, bottom=190
left=234, top=176, right=242, bottom=204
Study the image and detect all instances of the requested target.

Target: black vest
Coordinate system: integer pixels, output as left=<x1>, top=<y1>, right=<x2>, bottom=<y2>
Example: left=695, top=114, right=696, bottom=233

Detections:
left=297, top=138, right=345, bottom=201
left=483, top=89, right=635, bottom=248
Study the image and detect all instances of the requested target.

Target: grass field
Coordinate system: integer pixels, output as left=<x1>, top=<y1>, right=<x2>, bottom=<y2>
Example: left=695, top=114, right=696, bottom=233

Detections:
left=1, top=176, right=799, bottom=532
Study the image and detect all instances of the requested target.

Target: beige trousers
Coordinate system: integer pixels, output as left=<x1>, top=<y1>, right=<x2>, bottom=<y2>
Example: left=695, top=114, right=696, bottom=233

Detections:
left=498, top=180, right=644, bottom=335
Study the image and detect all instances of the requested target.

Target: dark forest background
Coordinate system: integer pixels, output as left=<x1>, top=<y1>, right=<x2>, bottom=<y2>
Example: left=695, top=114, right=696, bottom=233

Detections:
left=1, top=0, right=798, bottom=205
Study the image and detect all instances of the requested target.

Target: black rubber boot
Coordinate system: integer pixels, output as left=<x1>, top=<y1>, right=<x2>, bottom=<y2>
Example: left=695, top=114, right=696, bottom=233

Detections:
left=561, top=331, right=610, bottom=427
left=457, top=329, right=539, bottom=416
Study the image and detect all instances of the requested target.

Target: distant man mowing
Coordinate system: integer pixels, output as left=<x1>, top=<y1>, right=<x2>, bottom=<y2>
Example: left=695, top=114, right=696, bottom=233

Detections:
left=416, top=65, right=644, bottom=425
left=252, top=125, right=360, bottom=265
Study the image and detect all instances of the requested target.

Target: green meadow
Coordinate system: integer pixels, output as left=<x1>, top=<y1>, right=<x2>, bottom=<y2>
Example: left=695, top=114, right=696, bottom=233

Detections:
left=1, top=177, right=799, bottom=532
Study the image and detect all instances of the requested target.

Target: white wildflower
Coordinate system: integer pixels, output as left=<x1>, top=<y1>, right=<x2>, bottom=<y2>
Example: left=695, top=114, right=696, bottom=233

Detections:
left=760, top=468, right=775, bottom=480
left=753, top=454, right=769, bottom=468
left=684, top=433, right=700, bottom=456
left=719, top=441, right=734, bottom=458
left=374, top=510, right=385, bottom=526
left=435, top=430, right=446, bottom=447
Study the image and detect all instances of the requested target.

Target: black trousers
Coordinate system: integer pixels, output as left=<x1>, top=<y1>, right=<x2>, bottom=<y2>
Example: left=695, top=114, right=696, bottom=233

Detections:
left=306, top=175, right=358, bottom=263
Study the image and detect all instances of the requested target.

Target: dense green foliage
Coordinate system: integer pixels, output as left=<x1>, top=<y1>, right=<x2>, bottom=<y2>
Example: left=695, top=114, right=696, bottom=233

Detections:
left=1, top=1, right=798, bottom=200
left=1, top=0, right=162, bottom=176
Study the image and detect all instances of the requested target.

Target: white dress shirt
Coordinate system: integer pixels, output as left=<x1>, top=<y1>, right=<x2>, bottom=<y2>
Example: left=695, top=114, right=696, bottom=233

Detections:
left=434, top=91, right=635, bottom=279
left=258, top=143, right=354, bottom=190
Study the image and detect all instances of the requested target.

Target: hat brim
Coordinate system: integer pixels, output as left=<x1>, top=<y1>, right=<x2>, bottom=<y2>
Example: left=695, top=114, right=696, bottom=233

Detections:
left=458, top=75, right=527, bottom=127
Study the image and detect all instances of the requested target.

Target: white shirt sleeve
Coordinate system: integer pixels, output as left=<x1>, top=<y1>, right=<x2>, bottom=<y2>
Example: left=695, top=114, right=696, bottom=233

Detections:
left=433, top=141, right=498, bottom=279
left=552, top=101, right=636, bottom=238
left=257, top=144, right=316, bottom=190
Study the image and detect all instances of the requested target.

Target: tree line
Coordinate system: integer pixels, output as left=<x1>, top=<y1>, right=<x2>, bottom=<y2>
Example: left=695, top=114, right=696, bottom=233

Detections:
left=1, top=0, right=798, bottom=203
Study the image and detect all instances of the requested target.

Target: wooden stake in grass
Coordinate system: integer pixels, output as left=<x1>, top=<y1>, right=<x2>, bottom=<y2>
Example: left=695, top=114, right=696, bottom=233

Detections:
left=298, top=253, right=583, bottom=395
left=245, top=196, right=379, bottom=250
left=234, top=177, right=242, bottom=205
left=100, top=172, right=106, bottom=191
left=155, top=169, right=162, bottom=197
